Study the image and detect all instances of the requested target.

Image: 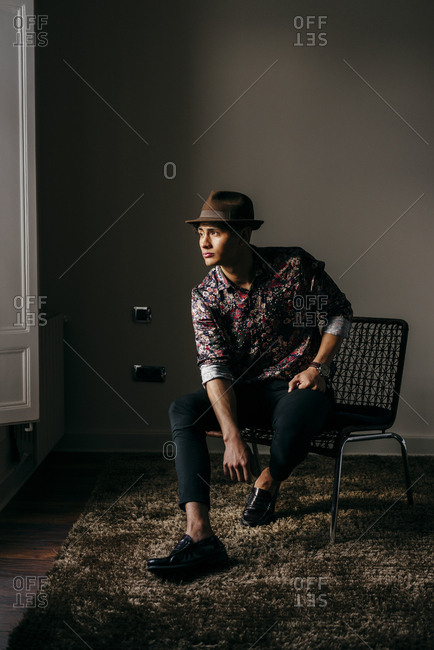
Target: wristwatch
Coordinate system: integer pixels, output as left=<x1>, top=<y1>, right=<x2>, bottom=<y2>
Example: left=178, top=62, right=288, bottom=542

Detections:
left=308, top=361, right=332, bottom=379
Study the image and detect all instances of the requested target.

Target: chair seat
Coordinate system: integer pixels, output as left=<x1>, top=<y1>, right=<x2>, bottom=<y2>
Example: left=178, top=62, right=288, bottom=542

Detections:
left=238, top=405, right=392, bottom=445
left=325, top=404, right=393, bottom=430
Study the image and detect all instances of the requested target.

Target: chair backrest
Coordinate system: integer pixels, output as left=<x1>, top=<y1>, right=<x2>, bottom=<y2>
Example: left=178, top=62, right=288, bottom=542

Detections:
left=332, top=317, right=408, bottom=417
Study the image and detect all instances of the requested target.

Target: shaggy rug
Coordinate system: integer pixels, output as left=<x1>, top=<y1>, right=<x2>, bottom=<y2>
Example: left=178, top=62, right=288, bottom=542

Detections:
left=7, top=453, right=434, bottom=650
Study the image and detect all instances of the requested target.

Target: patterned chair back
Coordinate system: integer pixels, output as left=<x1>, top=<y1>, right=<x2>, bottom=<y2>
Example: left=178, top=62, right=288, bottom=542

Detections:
left=332, top=317, right=408, bottom=415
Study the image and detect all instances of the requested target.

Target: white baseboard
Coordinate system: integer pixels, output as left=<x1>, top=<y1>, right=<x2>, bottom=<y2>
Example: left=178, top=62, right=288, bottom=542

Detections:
left=54, top=429, right=434, bottom=455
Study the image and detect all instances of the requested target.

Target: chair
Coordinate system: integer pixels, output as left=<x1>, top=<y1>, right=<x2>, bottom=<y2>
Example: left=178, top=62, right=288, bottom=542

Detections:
left=207, top=317, right=413, bottom=543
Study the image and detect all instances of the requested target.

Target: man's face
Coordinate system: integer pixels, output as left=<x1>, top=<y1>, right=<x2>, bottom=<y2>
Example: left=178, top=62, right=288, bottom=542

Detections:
left=197, top=224, right=240, bottom=268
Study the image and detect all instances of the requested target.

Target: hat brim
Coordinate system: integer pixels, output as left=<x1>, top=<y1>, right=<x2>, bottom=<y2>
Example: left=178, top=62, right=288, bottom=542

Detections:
left=185, top=218, right=264, bottom=231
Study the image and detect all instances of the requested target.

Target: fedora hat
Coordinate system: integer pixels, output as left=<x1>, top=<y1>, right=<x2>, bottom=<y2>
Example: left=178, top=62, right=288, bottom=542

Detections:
left=185, top=190, right=264, bottom=230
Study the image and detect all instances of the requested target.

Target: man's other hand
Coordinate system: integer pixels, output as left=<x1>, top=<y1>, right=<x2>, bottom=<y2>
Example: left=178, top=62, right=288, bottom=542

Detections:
left=223, top=437, right=252, bottom=482
left=287, top=367, right=326, bottom=393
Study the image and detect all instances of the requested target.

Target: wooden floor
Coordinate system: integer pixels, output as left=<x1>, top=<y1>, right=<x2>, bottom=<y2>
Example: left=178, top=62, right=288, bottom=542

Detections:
left=0, top=452, right=108, bottom=649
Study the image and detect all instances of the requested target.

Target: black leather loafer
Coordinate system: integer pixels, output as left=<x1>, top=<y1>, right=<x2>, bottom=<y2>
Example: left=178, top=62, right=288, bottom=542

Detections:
left=240, top=486, right=280, bottom=527
left=147, top=534, right=228, bottom=573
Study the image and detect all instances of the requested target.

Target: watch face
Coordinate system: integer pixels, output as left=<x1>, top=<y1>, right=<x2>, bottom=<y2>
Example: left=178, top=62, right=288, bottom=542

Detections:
left=320, top=364, right=330, bottom=377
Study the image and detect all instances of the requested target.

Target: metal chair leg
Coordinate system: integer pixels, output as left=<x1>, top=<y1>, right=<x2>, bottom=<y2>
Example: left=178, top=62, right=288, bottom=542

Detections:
left=391, top=433, right=414, bottom=506
left=330, top=443, right=345, bottom=544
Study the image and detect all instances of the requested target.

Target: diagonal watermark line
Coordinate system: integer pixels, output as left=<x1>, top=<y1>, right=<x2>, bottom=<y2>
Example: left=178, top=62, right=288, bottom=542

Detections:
left=58, top=193, right=145, bottom=279
left=348, top=335, right=428, bottom=427
left=195, top=192, right=280, bottom=276
left=197, top=472, right=234, bottom=500
left=63, top=339, right=150, bottom=425
left=344, top=622, right=373, bottom=649
left=248, top=621, right=278, bottom=649
left=343, top=59, right=429, bottom=145
left=346, top=473, right=424, bottom=549
left=197, top=473, right=211, bottom=489
left=192, top=339, right=279, bottom=428
left=192, top=59, right=279, bottom=145
left=394, top=389, right=429, bottom=426
left=339, top=193, right=424, bottom=279
left=63, top=59, right=150, bottom=145
left=69, top=473, right=145, bottom=550
left=63, top=620, right=95, bottom=649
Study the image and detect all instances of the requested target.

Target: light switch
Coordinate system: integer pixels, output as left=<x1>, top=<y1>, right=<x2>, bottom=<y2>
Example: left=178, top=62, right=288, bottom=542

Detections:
left=133, top=306, right=152, bottom=323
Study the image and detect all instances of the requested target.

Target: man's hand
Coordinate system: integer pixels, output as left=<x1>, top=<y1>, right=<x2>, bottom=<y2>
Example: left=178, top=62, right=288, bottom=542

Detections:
left=223, top=436, right=252, bottom=482
left=288, top=367, right=326, bottom=393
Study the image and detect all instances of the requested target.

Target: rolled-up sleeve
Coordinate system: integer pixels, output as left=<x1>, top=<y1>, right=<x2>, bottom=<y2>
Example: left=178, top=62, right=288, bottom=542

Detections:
left=192, top=289, right=234, bottom=386
left=323, top=314, right=352, bottom=338
left=305, top=253, right=353, bottom=338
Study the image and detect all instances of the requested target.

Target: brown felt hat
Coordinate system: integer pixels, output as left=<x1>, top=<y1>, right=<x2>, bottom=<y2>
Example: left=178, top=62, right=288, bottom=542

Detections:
left=185, top=190, right=264, bottom=230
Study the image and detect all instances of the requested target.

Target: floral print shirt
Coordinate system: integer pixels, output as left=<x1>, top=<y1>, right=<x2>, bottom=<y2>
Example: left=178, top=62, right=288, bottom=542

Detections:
left=191, top=246, right=353, bottom=386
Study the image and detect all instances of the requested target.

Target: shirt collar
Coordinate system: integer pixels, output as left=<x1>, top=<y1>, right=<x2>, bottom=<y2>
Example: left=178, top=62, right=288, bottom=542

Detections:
left=216, top=265, right=232, bottom=290
left=251, top=245, right=272, bottom=280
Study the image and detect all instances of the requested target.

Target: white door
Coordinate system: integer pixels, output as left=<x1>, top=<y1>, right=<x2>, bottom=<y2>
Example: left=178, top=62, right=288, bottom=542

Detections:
left=0, top=0, right=39, bottom=424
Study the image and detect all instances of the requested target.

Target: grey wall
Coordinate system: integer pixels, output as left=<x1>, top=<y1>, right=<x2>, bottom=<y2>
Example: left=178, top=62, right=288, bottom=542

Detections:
left=35, top=0, right=434, bottom=453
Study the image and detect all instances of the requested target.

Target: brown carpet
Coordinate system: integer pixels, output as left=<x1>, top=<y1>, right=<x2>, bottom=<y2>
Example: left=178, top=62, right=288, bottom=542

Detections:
left=7, top=453, right=434, bottom=649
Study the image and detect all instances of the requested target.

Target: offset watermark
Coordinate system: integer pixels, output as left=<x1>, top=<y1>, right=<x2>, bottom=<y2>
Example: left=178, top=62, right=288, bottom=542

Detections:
left=13, top=575, right=48, bottom=608
left=13, top=295, right=47, bottom=327
left=163, top=162, right=176, bottom=179
left=163, top=440, right=177, bottom=460
left=292, top=576, right=328, bottom=607
left=13, top=14, right=48, bottom=47
left=293, top=15, right=327, bottom=47
left=292, top=294, right=328, bottom=328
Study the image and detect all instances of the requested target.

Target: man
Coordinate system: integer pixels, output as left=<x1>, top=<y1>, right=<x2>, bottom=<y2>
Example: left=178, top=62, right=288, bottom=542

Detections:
left=148, top=190, right=352, bottom=574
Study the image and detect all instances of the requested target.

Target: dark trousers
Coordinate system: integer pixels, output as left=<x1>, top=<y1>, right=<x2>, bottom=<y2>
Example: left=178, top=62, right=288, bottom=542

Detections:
left=169, top=380, right=334, bottom=511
